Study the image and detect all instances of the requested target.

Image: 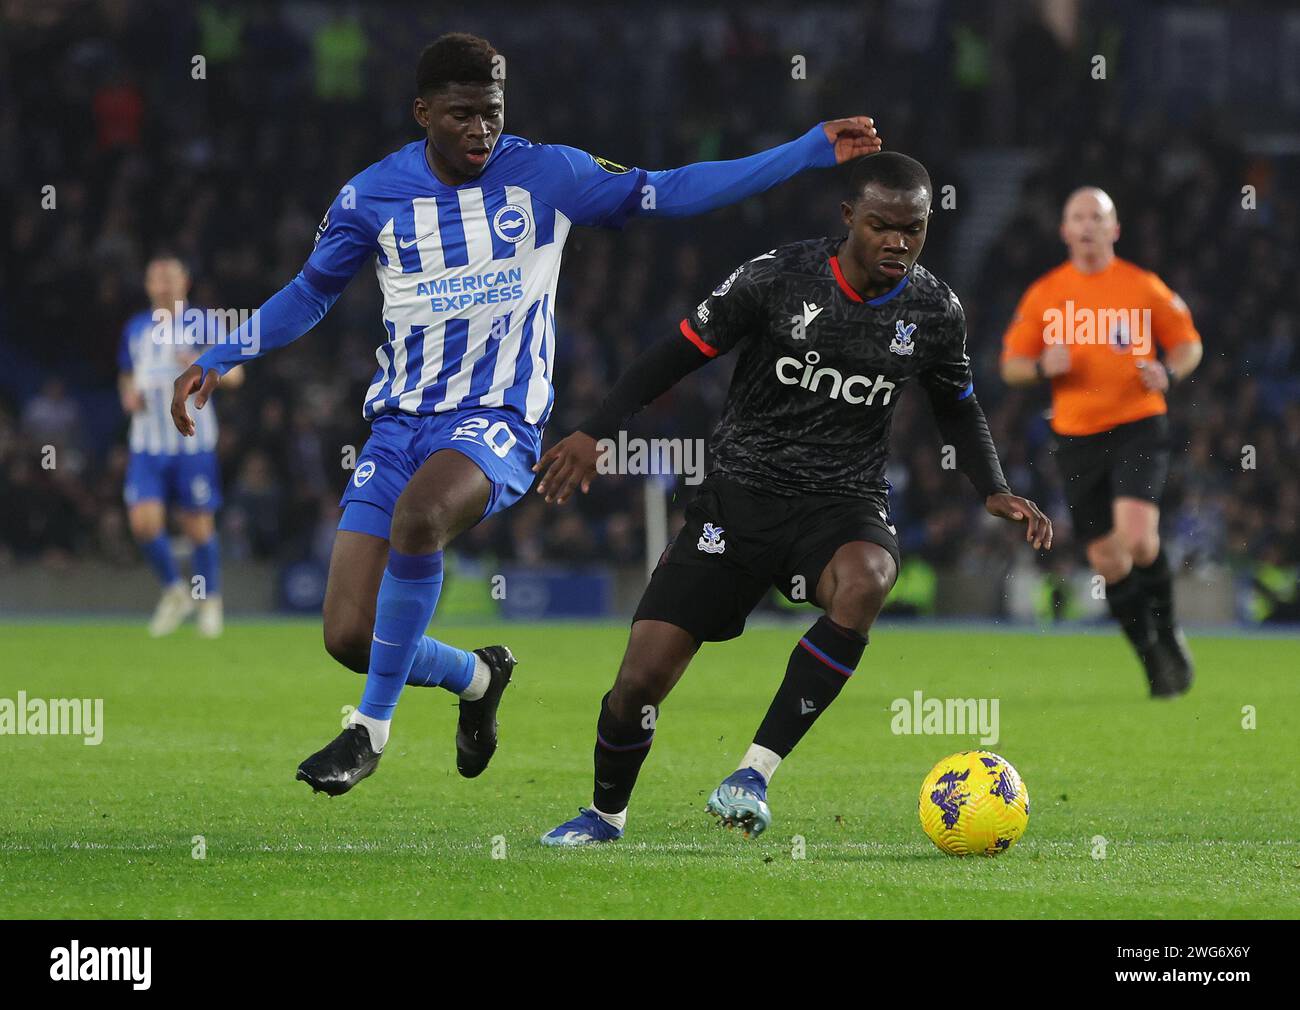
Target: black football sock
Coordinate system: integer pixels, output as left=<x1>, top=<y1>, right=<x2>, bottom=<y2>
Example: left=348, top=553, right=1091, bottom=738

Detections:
left=1105, top=570, right=1155, bottom=657
left=1135, top=548, right=1176, bottom=636
left=753, top=616, right=866, bottom=760
left=592, top=691, right=656, bottom=815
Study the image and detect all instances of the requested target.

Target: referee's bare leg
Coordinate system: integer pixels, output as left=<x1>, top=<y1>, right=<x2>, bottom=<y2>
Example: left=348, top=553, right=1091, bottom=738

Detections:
left=1088, top=497, right=1192, bottom=696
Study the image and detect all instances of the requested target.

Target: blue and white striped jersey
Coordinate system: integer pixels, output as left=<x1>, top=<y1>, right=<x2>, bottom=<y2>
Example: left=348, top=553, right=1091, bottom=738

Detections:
left=119, top=306, right=221, bottom=454
left=302, top=136, right=647, bottom=427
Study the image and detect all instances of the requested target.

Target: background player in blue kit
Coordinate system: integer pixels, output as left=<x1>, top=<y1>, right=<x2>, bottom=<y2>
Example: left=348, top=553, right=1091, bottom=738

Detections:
left=170, top=32, right=882, bottom=796
left=120, top=254, right=242, bottom=638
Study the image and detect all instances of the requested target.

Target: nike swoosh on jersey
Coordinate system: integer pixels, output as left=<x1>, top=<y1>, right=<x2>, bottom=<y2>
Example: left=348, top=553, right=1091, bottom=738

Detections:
left=398, top=233, right=436, bottom=249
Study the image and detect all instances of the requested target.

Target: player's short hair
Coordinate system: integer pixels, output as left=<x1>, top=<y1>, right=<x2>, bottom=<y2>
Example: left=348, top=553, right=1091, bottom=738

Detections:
left=416, top=33, right=500, bottom=95
left=146, top=250, right=190, bottom=274
left=848, top=152, right=932, bottom=202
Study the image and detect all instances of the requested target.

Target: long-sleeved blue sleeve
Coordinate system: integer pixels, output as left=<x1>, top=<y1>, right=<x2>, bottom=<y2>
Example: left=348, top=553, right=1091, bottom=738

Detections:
left=194, top=273, right=340, bottom=381
left=637, top=123, right=836, bottom=218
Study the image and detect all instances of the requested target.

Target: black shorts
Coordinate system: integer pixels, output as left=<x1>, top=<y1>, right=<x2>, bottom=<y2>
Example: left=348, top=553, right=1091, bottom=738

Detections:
left=633, top=476, right=901, bottom=643
left=1052, top=413, right=1171, bottom=544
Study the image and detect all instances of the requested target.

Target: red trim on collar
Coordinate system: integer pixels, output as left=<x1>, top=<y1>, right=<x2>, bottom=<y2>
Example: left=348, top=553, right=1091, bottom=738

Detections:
left=829, top=255, right=864, bottom=303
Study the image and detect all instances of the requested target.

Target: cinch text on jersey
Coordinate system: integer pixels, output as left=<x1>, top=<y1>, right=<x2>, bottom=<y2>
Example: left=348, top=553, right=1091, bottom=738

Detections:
left=775, top=351, right=896, bottom=406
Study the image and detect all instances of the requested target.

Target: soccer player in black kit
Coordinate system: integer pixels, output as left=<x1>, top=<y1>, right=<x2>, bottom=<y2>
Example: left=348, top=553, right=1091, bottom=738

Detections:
left=536, top=152, right=1052, bottom=845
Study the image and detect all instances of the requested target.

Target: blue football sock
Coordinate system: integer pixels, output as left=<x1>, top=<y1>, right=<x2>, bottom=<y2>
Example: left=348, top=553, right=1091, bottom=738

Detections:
left=192, top=535, right=221, bottom=596
left=406, top=635, right=477, bottom=693
left=359, top=550, right=444, bottom=721
left=141, top=534, right=180, bottom=587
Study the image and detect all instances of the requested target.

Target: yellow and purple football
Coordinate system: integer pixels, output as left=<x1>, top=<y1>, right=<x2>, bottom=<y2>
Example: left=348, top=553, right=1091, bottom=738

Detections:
left=918, top=751, right=1029, bottom=856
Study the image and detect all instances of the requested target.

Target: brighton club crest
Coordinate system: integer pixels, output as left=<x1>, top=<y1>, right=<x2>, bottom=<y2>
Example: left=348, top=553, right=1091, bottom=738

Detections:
left=890, top=320, right=917, bottom=356
left=697, top=523, right=726, bottom=555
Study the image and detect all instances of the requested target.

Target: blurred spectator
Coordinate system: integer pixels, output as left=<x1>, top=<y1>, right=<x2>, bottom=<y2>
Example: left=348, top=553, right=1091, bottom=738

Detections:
left=21, top=378, right=82, bottom=455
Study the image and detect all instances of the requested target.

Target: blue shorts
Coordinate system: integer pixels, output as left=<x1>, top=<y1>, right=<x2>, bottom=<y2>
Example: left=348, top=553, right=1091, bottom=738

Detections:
left=124, top=451, right=223, bottom=511
left=338, top=407, right=541, bottom=540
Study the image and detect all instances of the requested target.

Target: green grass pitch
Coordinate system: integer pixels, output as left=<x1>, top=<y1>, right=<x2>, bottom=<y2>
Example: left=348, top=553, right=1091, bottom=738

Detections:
left=2, top=620, right=1296, bottom=919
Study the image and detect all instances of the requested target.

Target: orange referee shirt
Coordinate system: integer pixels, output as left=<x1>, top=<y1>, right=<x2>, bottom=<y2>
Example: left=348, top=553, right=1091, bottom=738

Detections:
left=1001, top=258, right=1201, bottom=436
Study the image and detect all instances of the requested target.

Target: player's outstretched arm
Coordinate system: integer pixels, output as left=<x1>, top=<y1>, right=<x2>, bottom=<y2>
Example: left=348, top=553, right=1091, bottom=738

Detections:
left=636, top=117, right=881, bottom=219
left=532, top=331, right=714, bottom=503
left=170, top=274, right=339, bottom=436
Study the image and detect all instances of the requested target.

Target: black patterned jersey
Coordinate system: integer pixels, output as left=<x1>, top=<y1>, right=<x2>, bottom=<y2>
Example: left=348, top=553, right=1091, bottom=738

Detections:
left=682, top=236, right=974, bottom=498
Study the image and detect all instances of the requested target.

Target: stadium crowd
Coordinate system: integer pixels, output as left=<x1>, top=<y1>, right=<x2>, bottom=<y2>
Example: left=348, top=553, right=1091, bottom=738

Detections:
left=2, top=2, right=1296, bottom=619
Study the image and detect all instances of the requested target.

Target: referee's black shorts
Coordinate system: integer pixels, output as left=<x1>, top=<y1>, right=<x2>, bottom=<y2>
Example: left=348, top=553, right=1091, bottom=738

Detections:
left=633, top=476, right=901, bottom=643
left=1051, top=413, right=1171, bottom=544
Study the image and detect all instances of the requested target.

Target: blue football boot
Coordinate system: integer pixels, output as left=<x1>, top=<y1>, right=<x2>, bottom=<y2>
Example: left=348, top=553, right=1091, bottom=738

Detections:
left=706, top=768, right=772, bottom=837
left=540, top=808, right=623, bottom=847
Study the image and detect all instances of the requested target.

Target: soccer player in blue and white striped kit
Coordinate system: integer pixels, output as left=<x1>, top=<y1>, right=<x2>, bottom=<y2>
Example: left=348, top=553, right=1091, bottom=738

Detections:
left=122, top=254, right=241, bottom=638
left=171, top=33, right=882, bottom=796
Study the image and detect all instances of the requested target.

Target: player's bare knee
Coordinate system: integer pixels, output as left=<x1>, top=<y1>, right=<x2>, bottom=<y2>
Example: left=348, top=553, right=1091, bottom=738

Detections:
left=129, top=522, right=159, bottom=543
left=828, top=565, right=891, bottom=632
left=1129, top=532, right=1160, bottom=567
left=128, top=510, right=163, bottom=542
left=389, top=497, right=453, bottom=554
left=323, top=623, right=370, bottom=673
left=609, top=664, right=671, bottom=718
left=610, top=668, right=664, bottom=713
left=1087, top=540, right=1130, bottom=583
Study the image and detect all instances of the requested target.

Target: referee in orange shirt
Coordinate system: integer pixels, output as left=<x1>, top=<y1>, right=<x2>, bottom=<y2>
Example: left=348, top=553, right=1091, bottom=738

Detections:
left=1001, top=187, right=1203, bottom=697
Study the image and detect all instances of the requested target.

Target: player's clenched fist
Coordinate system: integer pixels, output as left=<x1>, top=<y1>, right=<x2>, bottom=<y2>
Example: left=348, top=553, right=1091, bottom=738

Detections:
left=532, top=430, right=601, bottom=504
left=822, top=117, right=883, bottom=163
left=985, top=492, right=1053, bottom=551
left=171, top=363, right=220, bottom=437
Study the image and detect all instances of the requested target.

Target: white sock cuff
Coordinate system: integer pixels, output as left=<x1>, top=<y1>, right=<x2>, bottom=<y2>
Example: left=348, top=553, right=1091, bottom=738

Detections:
left=738, top=743, right=782, bottom=785
left=348, top=708, right=390, bottom=752
left=458, top=655, right=490, bottom=701
left=591, top=805, right=627, bottom=830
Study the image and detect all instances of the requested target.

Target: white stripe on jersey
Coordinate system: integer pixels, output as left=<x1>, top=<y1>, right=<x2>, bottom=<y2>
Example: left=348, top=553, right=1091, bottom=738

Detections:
left=412, top=198, right=444, bottom=272
left=389, top=321, right=412, bottom=401
left=522, top=296, right=551, bottom=424
left=375, top=218, right=399, bottom=273
left=456, top=188, right=493, bottom=265
left=363, top=340, right=393, bottom=410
